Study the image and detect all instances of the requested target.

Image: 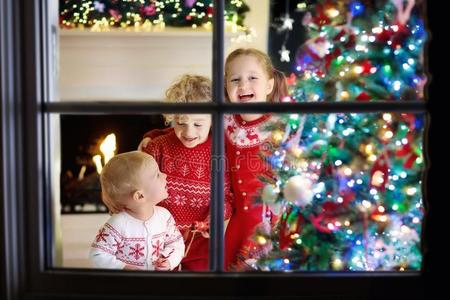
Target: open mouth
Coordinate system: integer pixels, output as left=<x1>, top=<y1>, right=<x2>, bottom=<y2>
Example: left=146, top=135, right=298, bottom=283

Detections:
left=182, top=137, right=197, bottom=142
left=238, top=93, right=254, bottom=102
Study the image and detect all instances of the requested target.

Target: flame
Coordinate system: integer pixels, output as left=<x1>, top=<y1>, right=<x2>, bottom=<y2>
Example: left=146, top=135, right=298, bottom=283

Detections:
left=92, top=133, right=117, bottom=175
left=78, top=165, right=87, bottom=181
left=100, top=133, right=116, bottom=165
left=93, top=155, right=103, bottom=175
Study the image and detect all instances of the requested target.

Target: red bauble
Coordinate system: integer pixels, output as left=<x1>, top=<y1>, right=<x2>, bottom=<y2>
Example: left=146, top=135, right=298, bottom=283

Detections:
left=356, top=92, right=371, bottom=101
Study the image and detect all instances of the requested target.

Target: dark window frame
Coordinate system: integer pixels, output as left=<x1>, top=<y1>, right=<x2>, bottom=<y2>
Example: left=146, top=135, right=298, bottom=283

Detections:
left=1, top=0, right=435, bottom=299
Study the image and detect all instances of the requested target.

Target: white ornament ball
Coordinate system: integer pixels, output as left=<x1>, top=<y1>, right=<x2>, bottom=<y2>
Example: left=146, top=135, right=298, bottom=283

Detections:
left=331, top=256, right=344, bottom=270
left=283, top=175, right=314, bottom=207
left=261, top=184, right=278, bottom=203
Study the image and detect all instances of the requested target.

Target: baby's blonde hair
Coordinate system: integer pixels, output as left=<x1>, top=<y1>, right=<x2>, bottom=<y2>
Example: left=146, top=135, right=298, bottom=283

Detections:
left=163, top=74, right=212, bottom=123
left=100, top=151, right=154, bottom=214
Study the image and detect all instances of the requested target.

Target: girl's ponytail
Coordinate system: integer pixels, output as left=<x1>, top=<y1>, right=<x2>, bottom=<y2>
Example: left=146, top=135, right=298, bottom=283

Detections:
left=269, top=69, right=289, bottom=103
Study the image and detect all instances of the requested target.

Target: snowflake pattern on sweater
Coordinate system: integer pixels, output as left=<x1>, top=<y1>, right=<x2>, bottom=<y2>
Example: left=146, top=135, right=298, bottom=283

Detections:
left=143, top=131, right=233, bottom=270
left=144, top=131, right=233, bottom=228
left=225, top=114, right=272, bottom=148
left=89, top=207, right=184, bottom=270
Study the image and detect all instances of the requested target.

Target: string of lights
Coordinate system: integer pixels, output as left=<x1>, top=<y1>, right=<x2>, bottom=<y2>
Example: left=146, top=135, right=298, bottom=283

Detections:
left=60, top=0, right=250, bottom=31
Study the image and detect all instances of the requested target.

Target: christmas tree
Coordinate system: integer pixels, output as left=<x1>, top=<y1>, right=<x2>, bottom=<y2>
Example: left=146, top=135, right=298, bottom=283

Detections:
left=249, top=0, right=426, bottom=271
left=60, top=0, right=249, bottom=31
left=292, top=0, right=426, bottom=102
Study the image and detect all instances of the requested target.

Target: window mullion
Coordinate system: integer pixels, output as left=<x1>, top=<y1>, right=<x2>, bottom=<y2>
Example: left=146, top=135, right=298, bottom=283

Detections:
left=210, top=0, right=225, bottom=272
left=210, top=112, right=225, bottom=272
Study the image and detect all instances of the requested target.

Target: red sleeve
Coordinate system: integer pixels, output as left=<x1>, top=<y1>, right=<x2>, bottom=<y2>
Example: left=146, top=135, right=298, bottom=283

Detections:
left=142, top=137, right=162, bottom=165
left=143, top=127, right=173, bottom=140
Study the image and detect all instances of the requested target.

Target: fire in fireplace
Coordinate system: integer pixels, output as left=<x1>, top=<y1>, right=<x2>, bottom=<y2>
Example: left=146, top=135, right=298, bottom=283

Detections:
left=60, top=114, right=166, bottom=214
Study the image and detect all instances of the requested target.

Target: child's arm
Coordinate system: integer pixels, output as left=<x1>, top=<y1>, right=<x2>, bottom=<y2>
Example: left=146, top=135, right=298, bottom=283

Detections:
left=159, top=214, right=185, bottom=270
left=154, top=257, right=170, bottom=271
left=137, top=137, right=151, bottom=151
left=89, top=223, right=127, bottom=269
left=144, top=127, right=173, bottom=139
left=141, top=136, right=161, bottom=163
left=138, top=128, right=174, bottom=151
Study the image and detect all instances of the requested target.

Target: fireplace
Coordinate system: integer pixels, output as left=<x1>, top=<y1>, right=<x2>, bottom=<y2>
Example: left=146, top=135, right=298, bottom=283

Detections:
left=60, top=114, right=166, bottom=214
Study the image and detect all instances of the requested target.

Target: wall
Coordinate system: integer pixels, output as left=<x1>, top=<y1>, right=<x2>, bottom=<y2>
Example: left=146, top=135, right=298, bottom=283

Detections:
left=229, top=0, right=270, bottom=54
left=61, top=213, right=109, bottom=268
left=60, top=30, right=214, bottom=101
left=59, top=0, right=270, bottom=101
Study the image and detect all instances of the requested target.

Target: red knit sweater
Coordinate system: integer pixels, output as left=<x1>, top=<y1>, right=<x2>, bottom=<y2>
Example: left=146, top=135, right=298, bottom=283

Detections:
left=143, top=131, right=233, bottom=270
left=224, top=114, right=275, bottom=269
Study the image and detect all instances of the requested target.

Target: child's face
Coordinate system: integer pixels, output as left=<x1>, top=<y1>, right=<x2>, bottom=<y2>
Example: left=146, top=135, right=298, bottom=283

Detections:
left=141, top=158, right=168, bottom=204
left=226, top=55, right=274, bottom=103
left=173, top=114, right=211, bottom=148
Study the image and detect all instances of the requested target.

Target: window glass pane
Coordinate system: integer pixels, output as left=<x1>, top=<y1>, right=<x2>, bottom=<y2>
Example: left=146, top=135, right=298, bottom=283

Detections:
left=224, top=0, right=287, bottom=104
left=47, top=0, right=429, bottom=276
left=51, top=113, right=215, bottom=272
left=224, top=0, right=427, bottom=103
left=224, top=112, right=425, bottom=271
left=266, top=0, right=427, bottom=102
left=57, top=0, right=215, bottom=102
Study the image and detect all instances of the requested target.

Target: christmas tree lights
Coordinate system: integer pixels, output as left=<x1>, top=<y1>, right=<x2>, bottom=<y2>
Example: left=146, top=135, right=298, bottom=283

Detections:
left=246, top=0, right=427, bottom=271
left=60, top=0, right=249, bottom=31
left=252, top=112, right=424, bottom=271
left=290, top=0, right=426, bottom=102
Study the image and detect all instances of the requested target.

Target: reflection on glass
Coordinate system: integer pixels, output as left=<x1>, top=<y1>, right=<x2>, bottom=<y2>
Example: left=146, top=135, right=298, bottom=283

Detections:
left=268, top=0, right=427, bottom=101
left=225, top=113, right=425, bottom=272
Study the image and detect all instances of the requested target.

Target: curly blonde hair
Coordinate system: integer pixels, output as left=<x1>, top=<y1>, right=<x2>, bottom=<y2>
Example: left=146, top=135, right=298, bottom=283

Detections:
left=164, top=74, right=212, bottom=123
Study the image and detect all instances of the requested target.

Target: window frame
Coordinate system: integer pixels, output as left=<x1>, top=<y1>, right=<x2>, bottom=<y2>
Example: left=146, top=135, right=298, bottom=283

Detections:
left=1, top=0, right=433, bottom=299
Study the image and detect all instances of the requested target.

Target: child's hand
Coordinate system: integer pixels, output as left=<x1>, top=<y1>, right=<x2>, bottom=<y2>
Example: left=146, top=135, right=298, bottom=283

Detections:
left=155, top=257, right=171, bottom=271
left=123, top=264, right=141, bottom=270
left=192, top=221, right=210, bottom=238
left=137, top=137, right=151, bottom=151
